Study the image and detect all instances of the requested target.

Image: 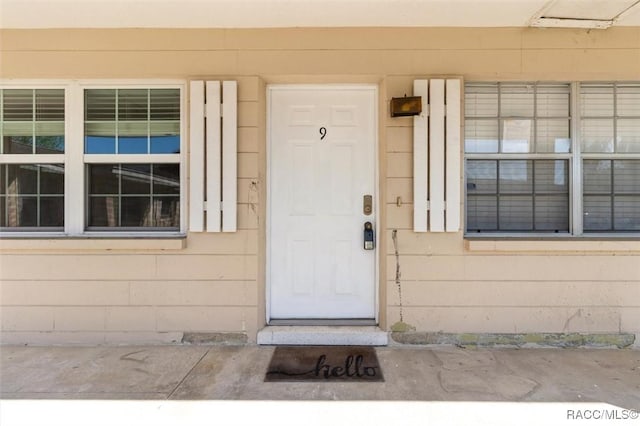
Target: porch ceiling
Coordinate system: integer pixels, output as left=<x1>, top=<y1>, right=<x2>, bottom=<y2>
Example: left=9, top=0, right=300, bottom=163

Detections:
left=1, top=0, right=640, bottom=29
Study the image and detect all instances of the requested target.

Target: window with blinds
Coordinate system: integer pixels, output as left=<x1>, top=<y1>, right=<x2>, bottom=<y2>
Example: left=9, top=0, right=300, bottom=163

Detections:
left=85, top=88, right=180, bottom=155
left=465, top=81, right=640, bottom=235
left=582, top=83, right=640, bottom=232
left=0, top=88, right=65, bottom=230
left=0, top=82, right=184, bottom=236
left=84, top=87, right=181, bottom=230
left=465, top=83, right=571, bottom=233
left=2, top=89, right=65, bottom=154
left=467, top=159, right=569, bottom=232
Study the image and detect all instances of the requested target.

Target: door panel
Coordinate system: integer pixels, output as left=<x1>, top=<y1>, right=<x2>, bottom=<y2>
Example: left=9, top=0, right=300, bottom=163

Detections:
left=269, top=87, right=376, bottom=320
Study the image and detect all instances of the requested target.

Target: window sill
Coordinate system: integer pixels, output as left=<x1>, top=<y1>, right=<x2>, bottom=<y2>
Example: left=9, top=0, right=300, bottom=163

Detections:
left=465, top=238, right=640, bottom=253
left=0, top=235, right=186, bottom=251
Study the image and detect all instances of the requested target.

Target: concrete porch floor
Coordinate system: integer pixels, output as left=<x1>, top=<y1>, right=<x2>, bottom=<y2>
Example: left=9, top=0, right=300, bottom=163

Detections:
left=1, top=345, right=639, bottom=409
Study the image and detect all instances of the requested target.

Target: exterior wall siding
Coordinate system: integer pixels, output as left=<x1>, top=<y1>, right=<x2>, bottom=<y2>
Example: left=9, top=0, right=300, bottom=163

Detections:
left=1, top=27, right=639, bottom=344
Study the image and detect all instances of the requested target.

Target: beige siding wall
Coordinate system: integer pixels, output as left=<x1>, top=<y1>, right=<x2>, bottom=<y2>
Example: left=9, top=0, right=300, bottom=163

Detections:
left=1, top=27, right=639, bottom=343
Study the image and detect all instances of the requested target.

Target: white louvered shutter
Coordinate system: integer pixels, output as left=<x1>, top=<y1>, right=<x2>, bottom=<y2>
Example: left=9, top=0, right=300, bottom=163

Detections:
left=413, top=78, right=462, bottom=233
left=189, top=80, right=238, bottom=233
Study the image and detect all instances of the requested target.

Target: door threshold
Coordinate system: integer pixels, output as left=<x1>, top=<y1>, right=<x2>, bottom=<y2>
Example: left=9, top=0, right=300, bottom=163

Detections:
left=257, top=325, right=388, bottom=346
left=269, top=319, right=377, bottom=326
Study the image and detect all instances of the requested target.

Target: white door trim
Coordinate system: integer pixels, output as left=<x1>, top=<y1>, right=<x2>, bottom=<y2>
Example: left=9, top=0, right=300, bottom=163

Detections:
left=266, top=83, right=380, bottom=325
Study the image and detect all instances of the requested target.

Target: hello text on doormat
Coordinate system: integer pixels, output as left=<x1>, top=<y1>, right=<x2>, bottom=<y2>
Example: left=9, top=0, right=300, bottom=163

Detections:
left=265, top=346, right=384, bottom=382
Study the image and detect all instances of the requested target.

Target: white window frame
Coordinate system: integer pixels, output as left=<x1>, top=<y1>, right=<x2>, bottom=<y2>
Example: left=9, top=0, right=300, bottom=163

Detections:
left=0, top=79, right=187, bottom=238
left=464, top=80, right=640, bottom=239
left=0, top=82, right=68, bottom=235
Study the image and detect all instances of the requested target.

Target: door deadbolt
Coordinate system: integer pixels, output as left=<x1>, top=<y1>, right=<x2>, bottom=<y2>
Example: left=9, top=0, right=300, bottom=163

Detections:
left=363, top=195, right=373, bottom=216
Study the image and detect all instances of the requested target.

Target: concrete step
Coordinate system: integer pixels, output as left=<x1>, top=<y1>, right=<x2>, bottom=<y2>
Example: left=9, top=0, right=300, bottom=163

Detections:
left=257, top=326, right=388, bottom=346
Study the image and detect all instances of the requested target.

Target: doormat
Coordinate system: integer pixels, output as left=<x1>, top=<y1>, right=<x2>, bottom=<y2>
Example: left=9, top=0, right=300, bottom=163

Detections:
left=265, top=346, right=384, bottom=382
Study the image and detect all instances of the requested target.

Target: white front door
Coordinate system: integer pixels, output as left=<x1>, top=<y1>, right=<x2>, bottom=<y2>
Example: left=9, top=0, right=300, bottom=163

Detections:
left=268, top=85, right=377, bottom=320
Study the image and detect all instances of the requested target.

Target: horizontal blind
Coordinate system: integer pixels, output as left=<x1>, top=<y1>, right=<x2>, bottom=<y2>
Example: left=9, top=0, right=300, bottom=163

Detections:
left=466, top=159, right=569, bottom=232
left=3, top=89, right=33, bottom=121
left=85, top=89, right=116, bottom=120
left=118, top=89, right=148, bottom=121
left=583, top=159, right=640, bottom=231
left=85, top=89, right=181, bottom=153
left=1, top=89, right=65, bottom=155
left=150, top=89, right=181, bottom=120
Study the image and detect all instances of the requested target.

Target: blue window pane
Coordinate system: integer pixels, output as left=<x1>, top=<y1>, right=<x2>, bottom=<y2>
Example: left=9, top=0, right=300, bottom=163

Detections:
left=151, top=136, right=180, bottom=154
left=86, top=136, right=116, bottom=154
left=118, top=136, right=148, bottom=154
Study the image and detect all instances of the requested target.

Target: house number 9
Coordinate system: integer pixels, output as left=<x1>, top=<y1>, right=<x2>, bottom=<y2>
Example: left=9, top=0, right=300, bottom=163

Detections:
left=319, top=127, right=327, bottom=140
